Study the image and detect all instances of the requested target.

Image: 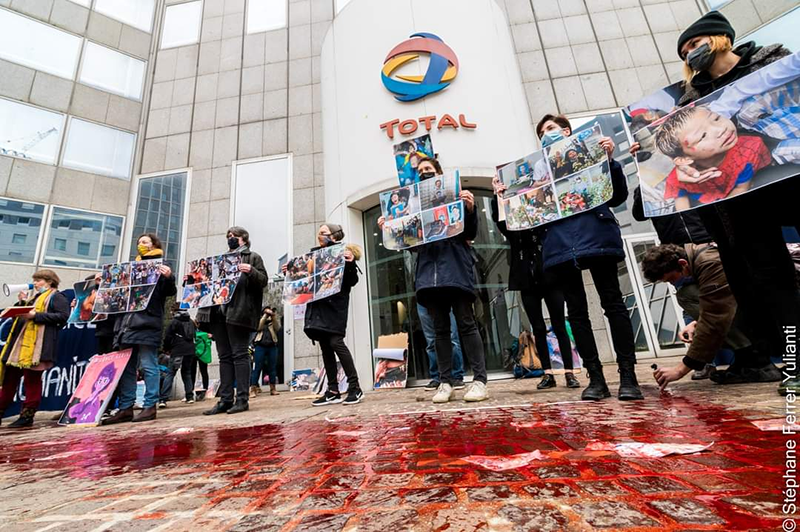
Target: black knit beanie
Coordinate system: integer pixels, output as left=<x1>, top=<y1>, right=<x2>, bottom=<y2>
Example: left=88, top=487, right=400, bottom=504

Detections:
left=677, top=11, right=735, bottom=59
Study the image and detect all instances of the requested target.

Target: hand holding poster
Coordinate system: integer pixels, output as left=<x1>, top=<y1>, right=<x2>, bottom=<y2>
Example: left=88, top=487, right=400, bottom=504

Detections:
left=380, top=172, right=465, bottom=250
left=633, top=50, right=800, bottom=217
left=283, top=244, right=346, bottom=305
left=497, top=122, right=613, bottom=230
left=394, top=134, right=435, bottom=186
left=180, top=253, right=242, bottom=309
left=93, top=260, right=162, bottom=314
left=58, top=349, right=132, bottom=426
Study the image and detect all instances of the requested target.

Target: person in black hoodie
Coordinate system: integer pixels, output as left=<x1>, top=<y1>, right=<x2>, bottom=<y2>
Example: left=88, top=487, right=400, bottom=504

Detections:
left=671, top=11, right=794, bottom=392
left=490, top=184, right=579, bottom=390
left=535, top=114, right=641, bottom=401
left=200, top=226, right=268, bottom=415
left=159, top=305, right=197, bottom=405
left=379, top=156, right=488, bottom=404
left=296, top=223, right=364, bottom=406
left=103, top=233, right=176, bottom=424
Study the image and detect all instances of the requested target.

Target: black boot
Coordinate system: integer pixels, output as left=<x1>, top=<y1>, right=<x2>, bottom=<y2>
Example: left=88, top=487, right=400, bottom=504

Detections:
left=537, top=374, right=556, bottom=389
left=227, top=401, right=249, bottom=414
left=618, top=365, right=644, bottom=401
left=8, top=408, right=35, bottom=429
left=102, top=407, right=134, bottom=425
left=203, top=402, right=233, bottom=415
left=581, top=362, right=611, bottom=401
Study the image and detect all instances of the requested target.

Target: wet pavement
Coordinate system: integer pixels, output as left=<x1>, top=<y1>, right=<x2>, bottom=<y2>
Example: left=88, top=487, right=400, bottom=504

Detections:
left=0, top=360, right=790, bottom=531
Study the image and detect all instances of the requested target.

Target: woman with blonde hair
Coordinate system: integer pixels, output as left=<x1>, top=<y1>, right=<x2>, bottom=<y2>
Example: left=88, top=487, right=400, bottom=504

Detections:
left=0, top=270, right=69, bottom=428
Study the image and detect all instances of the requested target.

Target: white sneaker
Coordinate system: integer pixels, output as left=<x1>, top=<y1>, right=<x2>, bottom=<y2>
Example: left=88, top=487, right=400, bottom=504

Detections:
left=464, top=381, right=488, bottom=402
left=432, top=383, right=454, bottom=404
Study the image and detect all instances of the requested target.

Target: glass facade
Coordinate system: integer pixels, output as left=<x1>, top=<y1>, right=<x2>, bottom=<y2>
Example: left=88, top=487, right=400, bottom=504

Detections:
left=0, top=98, right=65, bottom=165
left=80, top=42, right=146, bottom=100
left=130, top=172, right=188, bottom=265
left=247, top=0, right=287, bottom=34
left=364, top=189, right=514, bottom=383
left=0, top=198, right=45, bottom=264
left=161, top=1, right=203, bottom=49
left=94, top=0, right=155, bottom=33
left=62, top=118, right=136, bottom=179
left=42, top=207, right=123, bottom=269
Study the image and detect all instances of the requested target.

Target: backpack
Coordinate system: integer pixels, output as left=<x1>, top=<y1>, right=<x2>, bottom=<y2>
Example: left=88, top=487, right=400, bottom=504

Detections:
left=511, top=331, right=544, bottom=379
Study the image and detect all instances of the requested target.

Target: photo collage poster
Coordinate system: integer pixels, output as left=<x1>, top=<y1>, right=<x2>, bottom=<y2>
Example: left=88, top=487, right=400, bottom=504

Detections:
left=381, top=171, right=464, bottom=250
left=180, top=253, right=242, bottom=309
left=631, top=50, right=800, bottom=217
left=92, top=260, right=162, bottom=314
left=393, top=134, right=435, bottom=186
left=498, top=122, right=612, bottom=230
left=283, top=243, right=346, bottom=305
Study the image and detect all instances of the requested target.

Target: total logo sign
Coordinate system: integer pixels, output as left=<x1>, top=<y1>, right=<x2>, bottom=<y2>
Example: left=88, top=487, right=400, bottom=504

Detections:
left=379, top=32, right=476, bottom=139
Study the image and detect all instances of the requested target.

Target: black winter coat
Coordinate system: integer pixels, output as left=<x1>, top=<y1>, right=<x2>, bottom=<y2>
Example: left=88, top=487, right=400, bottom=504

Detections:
left=304, top=256, right=359, bottom=339
left=414, top=204, right=479, bottom=306
left=632, top=186, right=712, bottom=245
left=199, top=247, right=268, bottom=331
left=540, top=159, right=628, bottom=270
left=2, top=291, right=70, bottom=366
left=490, top=196, right=544, bottom=291
left=162, top=313, right=196, bottom=358
left=117, top=273, right=177, bottom=348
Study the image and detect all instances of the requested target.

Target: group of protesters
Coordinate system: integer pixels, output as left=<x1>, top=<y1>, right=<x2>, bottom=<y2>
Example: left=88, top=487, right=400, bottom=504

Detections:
left=1, top=11, right=798, bottom=428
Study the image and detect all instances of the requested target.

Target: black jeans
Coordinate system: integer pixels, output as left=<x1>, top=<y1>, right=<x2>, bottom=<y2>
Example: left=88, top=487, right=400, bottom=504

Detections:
left=317, top=333, right=360, bottom=394
left=698, top=198, right=800, bottom=371
left=424, top=288, right=487, bottom=384
left=551, top=256, right=636, bottom=369
left=196, top=359, right=209, bottom=391
left=520, top=271, right=573, bottom=371
left=211, top=322, right=252, bottom=404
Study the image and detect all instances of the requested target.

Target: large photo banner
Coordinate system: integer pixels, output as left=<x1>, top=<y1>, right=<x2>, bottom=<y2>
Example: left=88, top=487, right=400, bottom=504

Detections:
left=283, top=244, right=346, bottom=305
left=381, top=172, right=464, bottom=250
left=68, top=280, right=103, bottom=324
left=394, top=134, right=435, bottom=186
left=633, top=50, right=800, bottom=217
left=498, top=122, right=612, bottom=230
left=180, top=253, right=242, bottom=309
left=92, top=260, right=162, bottom=314
left=58, top=349, right=132, bottom=426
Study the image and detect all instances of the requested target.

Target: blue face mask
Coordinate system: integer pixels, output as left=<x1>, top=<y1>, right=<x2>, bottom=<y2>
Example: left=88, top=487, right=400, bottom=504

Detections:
left=672, top=275, right=695, bottom=289
left=541, top=128, right=564, bottom=148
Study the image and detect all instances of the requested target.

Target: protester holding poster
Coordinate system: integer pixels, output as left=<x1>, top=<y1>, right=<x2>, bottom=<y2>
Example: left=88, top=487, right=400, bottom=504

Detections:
left=200, top=227, right=268, bottom=416
left=0, top=270, right=69, bottom=428
left=103, top=234, right=175, bottom=425
left=296, top=224, right=364, bottom=406
left=662, top=11, right=797, bottom=392
left=380, top=156, right=489, bottom=404
left=535, top=114, right=642, bottom=402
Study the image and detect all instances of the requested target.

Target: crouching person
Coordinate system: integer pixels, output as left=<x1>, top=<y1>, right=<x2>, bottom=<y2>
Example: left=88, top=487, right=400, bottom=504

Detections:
left=642, top=243, right=781, bottom=389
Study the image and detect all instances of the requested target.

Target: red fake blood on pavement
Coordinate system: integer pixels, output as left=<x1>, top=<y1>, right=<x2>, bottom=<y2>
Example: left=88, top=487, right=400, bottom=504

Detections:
left=0, top=397, right=785, bottom=531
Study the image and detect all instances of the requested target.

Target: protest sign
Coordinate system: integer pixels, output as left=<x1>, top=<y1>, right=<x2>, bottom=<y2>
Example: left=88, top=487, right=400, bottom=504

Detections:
left=624, top=80, right=685, bottom=135
left=58, top=349, right=132, bottom=426
left=394, top=134, right=435, bottom=186
left=633, top=50, right=800, bottom=217
left=498, top=122, right=612, bottom=230
left=93, top=260, right=162, bottom=314
left=381, top=172, right=464, bottom=250
left=283, top=244, right=346, bottom=305
left=373, top=333, right=408, bottom=389
left=68, top=280, right=102, bottom=324
left=180, top=253, right=242, bottom=309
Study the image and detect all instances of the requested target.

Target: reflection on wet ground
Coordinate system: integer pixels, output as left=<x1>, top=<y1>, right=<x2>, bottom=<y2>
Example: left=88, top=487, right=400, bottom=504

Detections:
left=0, top=395, right=786, bottom=531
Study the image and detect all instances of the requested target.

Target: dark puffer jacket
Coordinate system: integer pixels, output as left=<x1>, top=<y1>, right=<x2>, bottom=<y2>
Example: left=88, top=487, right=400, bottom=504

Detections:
left=540, top=159, right=628, bottom=270
left=304, top=255, right=359, bottom=339
left=162, top=312, right=197, bottom=358
left=632, top=186, right=711, bottom=245
left=2, top=291, right=70, bottom=366
left=490, top=196, right=543, bottom=291
left=117, top=272, right=177, bottom=348
left=414, top=203, right=479, bottom=306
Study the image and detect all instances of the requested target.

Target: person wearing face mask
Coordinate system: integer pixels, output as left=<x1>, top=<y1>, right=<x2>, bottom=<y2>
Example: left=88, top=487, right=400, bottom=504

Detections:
left=378, top=156, right=488, bottom=404
left=103, top=234, right=176, bottom=424
left=0, top=270, right=69, bottom=428
left=534, top=114, right=641, bottom=401
left=670, top=11, right=797, bottom=392
left=198, top=227, right=267, bottom=415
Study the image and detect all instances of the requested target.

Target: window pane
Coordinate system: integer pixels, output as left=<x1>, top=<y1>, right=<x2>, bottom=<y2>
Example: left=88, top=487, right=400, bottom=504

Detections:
left=161, top=1, right=202, bottom=49
left=43, top=207, right=124, bottom=269
left=62, top=118, right=136, bottom=179
left=130, top=172, right=188, bottom=265
left=247, top=0, right=287, bottom=34
left=336, top=0, right=352, bottom=14
left=0, top=99, right=65, bottom=165
left=0, top=8, right=82, bottom=79
left=739, top=7, right=800, bottom=53
left=94, top=0, right=155, bottom=32
left=0, top=198, right=45, bottom=264
left=80, top=42, right=146, bottom=100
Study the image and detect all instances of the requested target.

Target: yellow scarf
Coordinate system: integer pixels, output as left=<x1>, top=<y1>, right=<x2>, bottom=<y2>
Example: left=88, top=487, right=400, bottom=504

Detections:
left=0, top=289, right=53, bottom=371
left=136, top=248, right=164, bottom=261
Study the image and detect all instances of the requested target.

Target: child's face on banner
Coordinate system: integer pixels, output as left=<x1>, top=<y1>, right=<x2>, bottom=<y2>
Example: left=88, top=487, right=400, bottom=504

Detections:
left=676, top=108, right=738, bottom=162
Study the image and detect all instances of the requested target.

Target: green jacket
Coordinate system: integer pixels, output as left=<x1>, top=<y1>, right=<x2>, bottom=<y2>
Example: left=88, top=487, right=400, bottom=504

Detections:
left=195, top=331, right=212, bottom=364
